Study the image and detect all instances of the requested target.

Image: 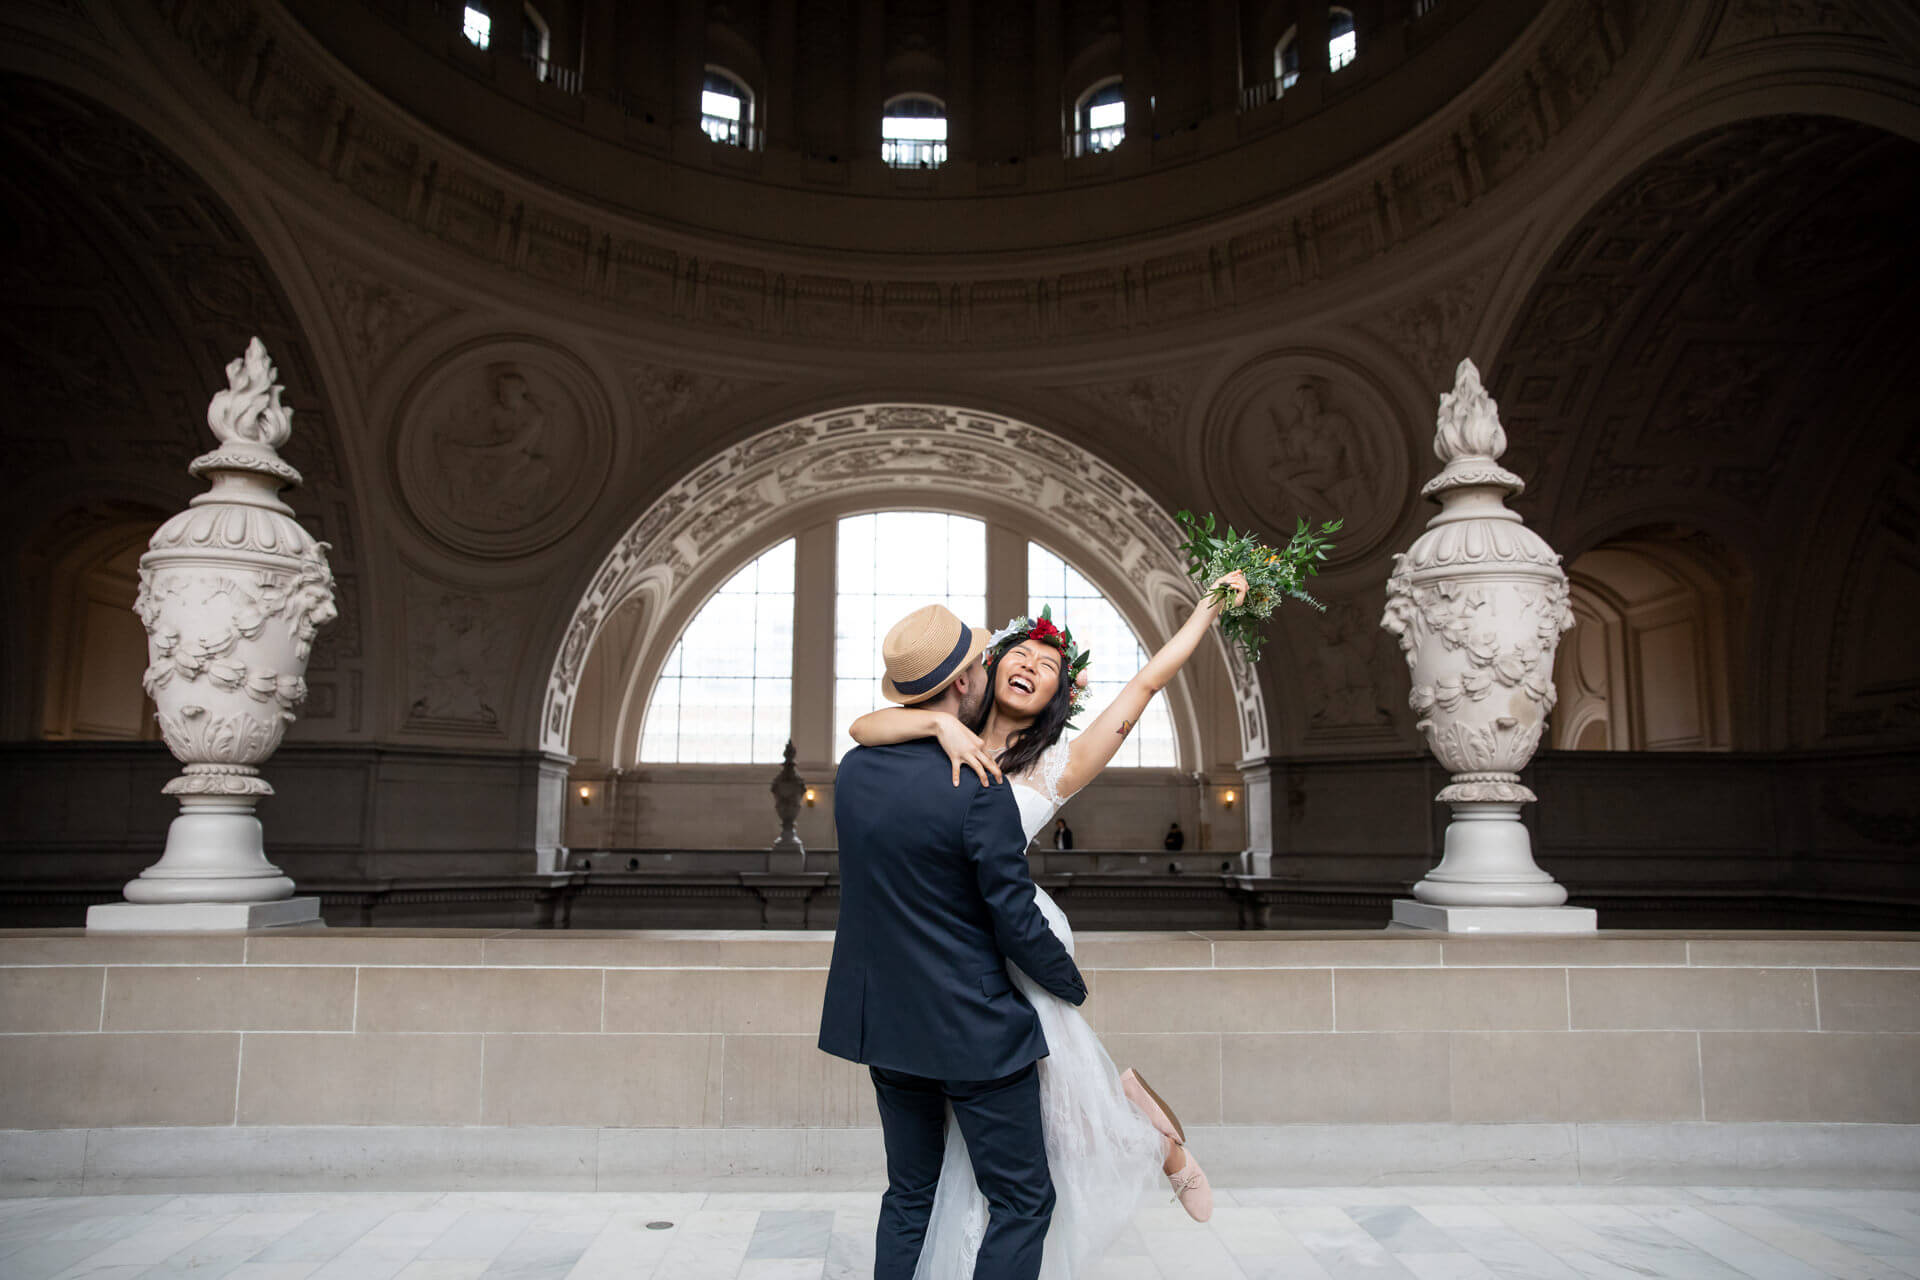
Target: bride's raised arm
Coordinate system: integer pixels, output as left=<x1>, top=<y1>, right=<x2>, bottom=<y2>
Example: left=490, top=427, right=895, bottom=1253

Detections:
left=847, top=706, right=1004, bottom=786
left=1056, top=571, right=1248, bottom=799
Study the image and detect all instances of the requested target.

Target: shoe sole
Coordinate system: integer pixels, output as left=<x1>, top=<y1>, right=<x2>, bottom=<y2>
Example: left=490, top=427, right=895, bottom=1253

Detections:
left=1124, top=1069, right=1186, bottom=1146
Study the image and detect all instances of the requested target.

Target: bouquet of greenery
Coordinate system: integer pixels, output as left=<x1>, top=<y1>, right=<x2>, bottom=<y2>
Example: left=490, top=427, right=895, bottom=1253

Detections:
left=1174, top=510, right=1342, bottom=663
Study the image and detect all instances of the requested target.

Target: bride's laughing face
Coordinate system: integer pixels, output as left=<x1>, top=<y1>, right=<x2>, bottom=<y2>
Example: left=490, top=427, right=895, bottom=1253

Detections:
left=996, top=640, right=1061, bottom=718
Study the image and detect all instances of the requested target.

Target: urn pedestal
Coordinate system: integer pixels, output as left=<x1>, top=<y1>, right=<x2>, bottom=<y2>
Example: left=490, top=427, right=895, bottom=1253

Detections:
left=87, top=340, right=335, bottom=933
left=1380, top=359, right=1594, bottom=934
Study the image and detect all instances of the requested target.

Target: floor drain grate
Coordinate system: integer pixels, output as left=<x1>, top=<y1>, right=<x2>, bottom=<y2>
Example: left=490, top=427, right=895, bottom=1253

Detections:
left=645, top=1221, right=674, bottom=1230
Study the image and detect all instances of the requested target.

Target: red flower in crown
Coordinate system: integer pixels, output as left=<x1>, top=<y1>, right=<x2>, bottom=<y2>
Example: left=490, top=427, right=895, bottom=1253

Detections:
left=1027, top=616, right=1062, bottom=645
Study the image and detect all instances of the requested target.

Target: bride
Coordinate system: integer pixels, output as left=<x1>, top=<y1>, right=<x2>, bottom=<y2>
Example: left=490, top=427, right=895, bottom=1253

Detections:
left=849, top=569, right=1249, bottom=1279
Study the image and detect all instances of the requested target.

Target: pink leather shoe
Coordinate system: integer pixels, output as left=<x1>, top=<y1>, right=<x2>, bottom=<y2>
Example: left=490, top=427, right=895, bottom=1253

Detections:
left=1168, top=1148, right=1213, bottom=1222
left=1120, top=1068, right=1185, bottom=1146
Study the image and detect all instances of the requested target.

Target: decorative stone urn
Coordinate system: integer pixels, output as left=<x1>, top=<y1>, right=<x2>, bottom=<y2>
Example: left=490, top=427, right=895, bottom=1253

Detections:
left=1379, top=359, right=1594, bottom=933
left=86, top=339, right=335, bottom=931
left=769, top=739, right=807, bottom=871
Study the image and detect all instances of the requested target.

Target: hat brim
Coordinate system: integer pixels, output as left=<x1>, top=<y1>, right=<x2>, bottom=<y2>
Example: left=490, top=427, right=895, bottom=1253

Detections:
left=881, top=625, right=992, bottom=705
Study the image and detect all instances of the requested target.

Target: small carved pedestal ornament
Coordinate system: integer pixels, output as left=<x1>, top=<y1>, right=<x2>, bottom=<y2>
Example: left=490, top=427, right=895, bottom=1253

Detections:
left=87, top=340, right=336, bottom=932
left=769, top=740, right=807, bottom=873
left=1380, top=359, right=1595, bottom=934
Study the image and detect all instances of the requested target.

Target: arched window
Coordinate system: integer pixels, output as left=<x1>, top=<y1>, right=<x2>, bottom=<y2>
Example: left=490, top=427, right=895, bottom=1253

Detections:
left=1073, top=78, right=1126, bottom=156
left=638, top=539, right=795, bottom=762
left=882, top=94, right=949, bottom=169
left=1273, top=31, right=1300, bottom=90
left=1027, top=543, right=1177, bottom=767
left=834, top=512, right=986, bottom=756
left=1329, top=6, right=1358, bottom=71
left=701, top=67, right=755, bottom=147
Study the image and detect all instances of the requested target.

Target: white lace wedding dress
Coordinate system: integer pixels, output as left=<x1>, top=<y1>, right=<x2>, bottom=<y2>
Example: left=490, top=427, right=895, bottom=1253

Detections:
left=914, top=741, right=1167, bottom=1280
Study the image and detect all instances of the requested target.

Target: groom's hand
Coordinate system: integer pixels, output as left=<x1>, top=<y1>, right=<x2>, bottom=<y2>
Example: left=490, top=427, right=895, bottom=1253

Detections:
left=935, top=714, right=1003, bottom=788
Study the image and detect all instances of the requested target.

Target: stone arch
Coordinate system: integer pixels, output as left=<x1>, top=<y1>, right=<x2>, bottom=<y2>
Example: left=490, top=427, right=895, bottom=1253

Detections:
left=543, top=404, right=1270, bottom=765
left=1487, top=114, right=1920, bottom=749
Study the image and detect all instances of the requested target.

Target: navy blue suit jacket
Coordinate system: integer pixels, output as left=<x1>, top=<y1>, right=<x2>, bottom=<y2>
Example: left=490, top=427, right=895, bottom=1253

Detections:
left=820, top=738, right=1087, bottom=1080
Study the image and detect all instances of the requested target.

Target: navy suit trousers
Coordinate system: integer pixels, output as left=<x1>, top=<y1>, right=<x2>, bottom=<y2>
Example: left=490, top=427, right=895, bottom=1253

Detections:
left=869, top=1063, right=1054, bottom=1280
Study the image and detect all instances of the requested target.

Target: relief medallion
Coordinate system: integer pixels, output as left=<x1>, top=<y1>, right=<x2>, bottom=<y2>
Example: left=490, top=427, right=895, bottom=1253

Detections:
left=394, top=339, right=613, bottom=557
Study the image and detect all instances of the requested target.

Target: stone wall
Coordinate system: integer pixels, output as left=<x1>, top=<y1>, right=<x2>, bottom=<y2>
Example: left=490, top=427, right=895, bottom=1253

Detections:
left=2, top=929, right=1915, bottom=1193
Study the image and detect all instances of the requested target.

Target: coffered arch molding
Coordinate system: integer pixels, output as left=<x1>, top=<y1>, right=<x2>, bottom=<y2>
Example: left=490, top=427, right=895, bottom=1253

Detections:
left=543, top=405, right=1271, bottom=768
left=1475, top=75, right=1920, bottom=370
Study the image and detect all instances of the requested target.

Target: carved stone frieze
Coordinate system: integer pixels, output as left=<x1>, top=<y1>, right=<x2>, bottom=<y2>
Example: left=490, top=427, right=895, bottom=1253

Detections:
left=1704, top=0, right=1881, bottom=55
left=541, top=405, right=1269, bottom=761
left=393, top=338, right=614, bottom=557
left=138, top=0, right=1632, bottom=350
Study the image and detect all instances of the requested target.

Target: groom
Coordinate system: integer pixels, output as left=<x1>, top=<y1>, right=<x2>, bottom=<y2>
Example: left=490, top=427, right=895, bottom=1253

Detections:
left=820, top=603, right=1088, bottom=1280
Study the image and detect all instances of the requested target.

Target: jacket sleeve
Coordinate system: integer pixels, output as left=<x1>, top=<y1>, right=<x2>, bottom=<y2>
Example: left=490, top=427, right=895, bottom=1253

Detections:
left=963, top=783, right=1087, bottom=1007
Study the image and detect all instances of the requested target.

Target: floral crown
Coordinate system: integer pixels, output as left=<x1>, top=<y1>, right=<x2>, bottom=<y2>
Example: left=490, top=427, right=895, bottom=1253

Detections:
left=985, top=605, right=1093, bottom=726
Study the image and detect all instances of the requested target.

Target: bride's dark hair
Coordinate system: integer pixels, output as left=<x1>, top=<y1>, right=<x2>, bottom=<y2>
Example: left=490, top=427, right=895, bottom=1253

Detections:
left=967, top=645, right=1073, bottom=779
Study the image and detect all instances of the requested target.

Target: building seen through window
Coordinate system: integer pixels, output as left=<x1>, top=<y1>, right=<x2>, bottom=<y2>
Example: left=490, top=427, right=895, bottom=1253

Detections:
left=1074, top=79, right=1126, bottom=155
left=882, top=95, right=948, bottom=169
left=701, top=68, right=753, bottom=147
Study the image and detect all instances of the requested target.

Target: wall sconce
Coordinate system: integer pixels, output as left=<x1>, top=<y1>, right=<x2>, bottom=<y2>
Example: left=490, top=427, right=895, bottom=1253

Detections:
left=1222, top=789, right=1236, bottom=810
left=804, top=788, right=817, bottom=808
left=578, top=785, right=592, bottom=807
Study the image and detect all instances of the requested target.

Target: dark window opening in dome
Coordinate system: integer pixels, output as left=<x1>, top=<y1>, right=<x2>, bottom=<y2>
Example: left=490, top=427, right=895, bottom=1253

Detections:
left=882, top=94, right=948, bottom=169
left=701, top=67, right=755, bottom=148
left=1274, top=32, right=1300, bottom=91
left=461, top=4, right=490, bottom=49
left=1330, top=6, right=1358, bottom=71
left=522, top=4, right=551, bottom=82
left=1072, top=78, right=1125, bottom=157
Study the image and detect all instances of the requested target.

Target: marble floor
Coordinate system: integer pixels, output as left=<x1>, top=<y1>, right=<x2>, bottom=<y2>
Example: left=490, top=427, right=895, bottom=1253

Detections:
left=2, top=1186, right=1917, bottom=1280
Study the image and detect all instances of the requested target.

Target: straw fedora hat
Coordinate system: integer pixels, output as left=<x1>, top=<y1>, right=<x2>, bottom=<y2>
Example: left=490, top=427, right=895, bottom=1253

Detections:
left=880, top=604, right=991, bottom=704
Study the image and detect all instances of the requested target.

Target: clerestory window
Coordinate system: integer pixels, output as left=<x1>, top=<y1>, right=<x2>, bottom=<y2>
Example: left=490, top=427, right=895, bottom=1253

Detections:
left=882, top=94, right=949, bottom=169
left=701, top=67, right=755, bottom=147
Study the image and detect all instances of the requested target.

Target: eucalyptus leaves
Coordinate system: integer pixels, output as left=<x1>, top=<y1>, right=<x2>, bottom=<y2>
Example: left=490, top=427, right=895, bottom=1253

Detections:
left=1175, top=510, right=1342, bottom=663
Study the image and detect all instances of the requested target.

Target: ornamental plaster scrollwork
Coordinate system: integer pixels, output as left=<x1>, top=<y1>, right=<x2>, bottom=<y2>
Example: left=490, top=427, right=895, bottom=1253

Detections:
left=310, top=243, right=453, bottom=383
left=1703, top=0, right=1881, bottom=55
left=541, top=405, right=1269, bottom=761
left=1202, top=354, right=1412, bottom=569
left=1059, top=368, right=1199, bottom=465
left=630, top=362, right=761, bottom=445
left=1357, top=264, right=1497, bottom=394
left=393, top=339, right=614, bottom=558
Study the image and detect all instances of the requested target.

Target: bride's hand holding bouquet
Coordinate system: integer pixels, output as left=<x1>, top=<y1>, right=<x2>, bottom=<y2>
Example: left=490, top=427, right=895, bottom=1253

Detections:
left=1175, top=510, right=1342, bottom=663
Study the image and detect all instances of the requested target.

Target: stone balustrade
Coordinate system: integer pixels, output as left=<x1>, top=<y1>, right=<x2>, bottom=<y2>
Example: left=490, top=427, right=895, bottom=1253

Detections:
left=2, top=929, right=1916, bottom=1194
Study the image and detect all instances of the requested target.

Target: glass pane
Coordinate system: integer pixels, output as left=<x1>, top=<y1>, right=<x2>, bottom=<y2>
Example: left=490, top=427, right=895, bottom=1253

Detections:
left=1029, top=542, right=1175, bottom=767
left=834, top=512, right=988, bottom=757
left=462, top=6, right=491, bottom=48
left=701, top=89, right=742, bottom=121
left=637, top=541, right=794, bottom=762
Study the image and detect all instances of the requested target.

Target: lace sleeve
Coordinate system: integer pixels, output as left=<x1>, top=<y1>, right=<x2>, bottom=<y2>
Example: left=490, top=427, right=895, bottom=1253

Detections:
left=1036, top=739, right=1072, bottom=808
